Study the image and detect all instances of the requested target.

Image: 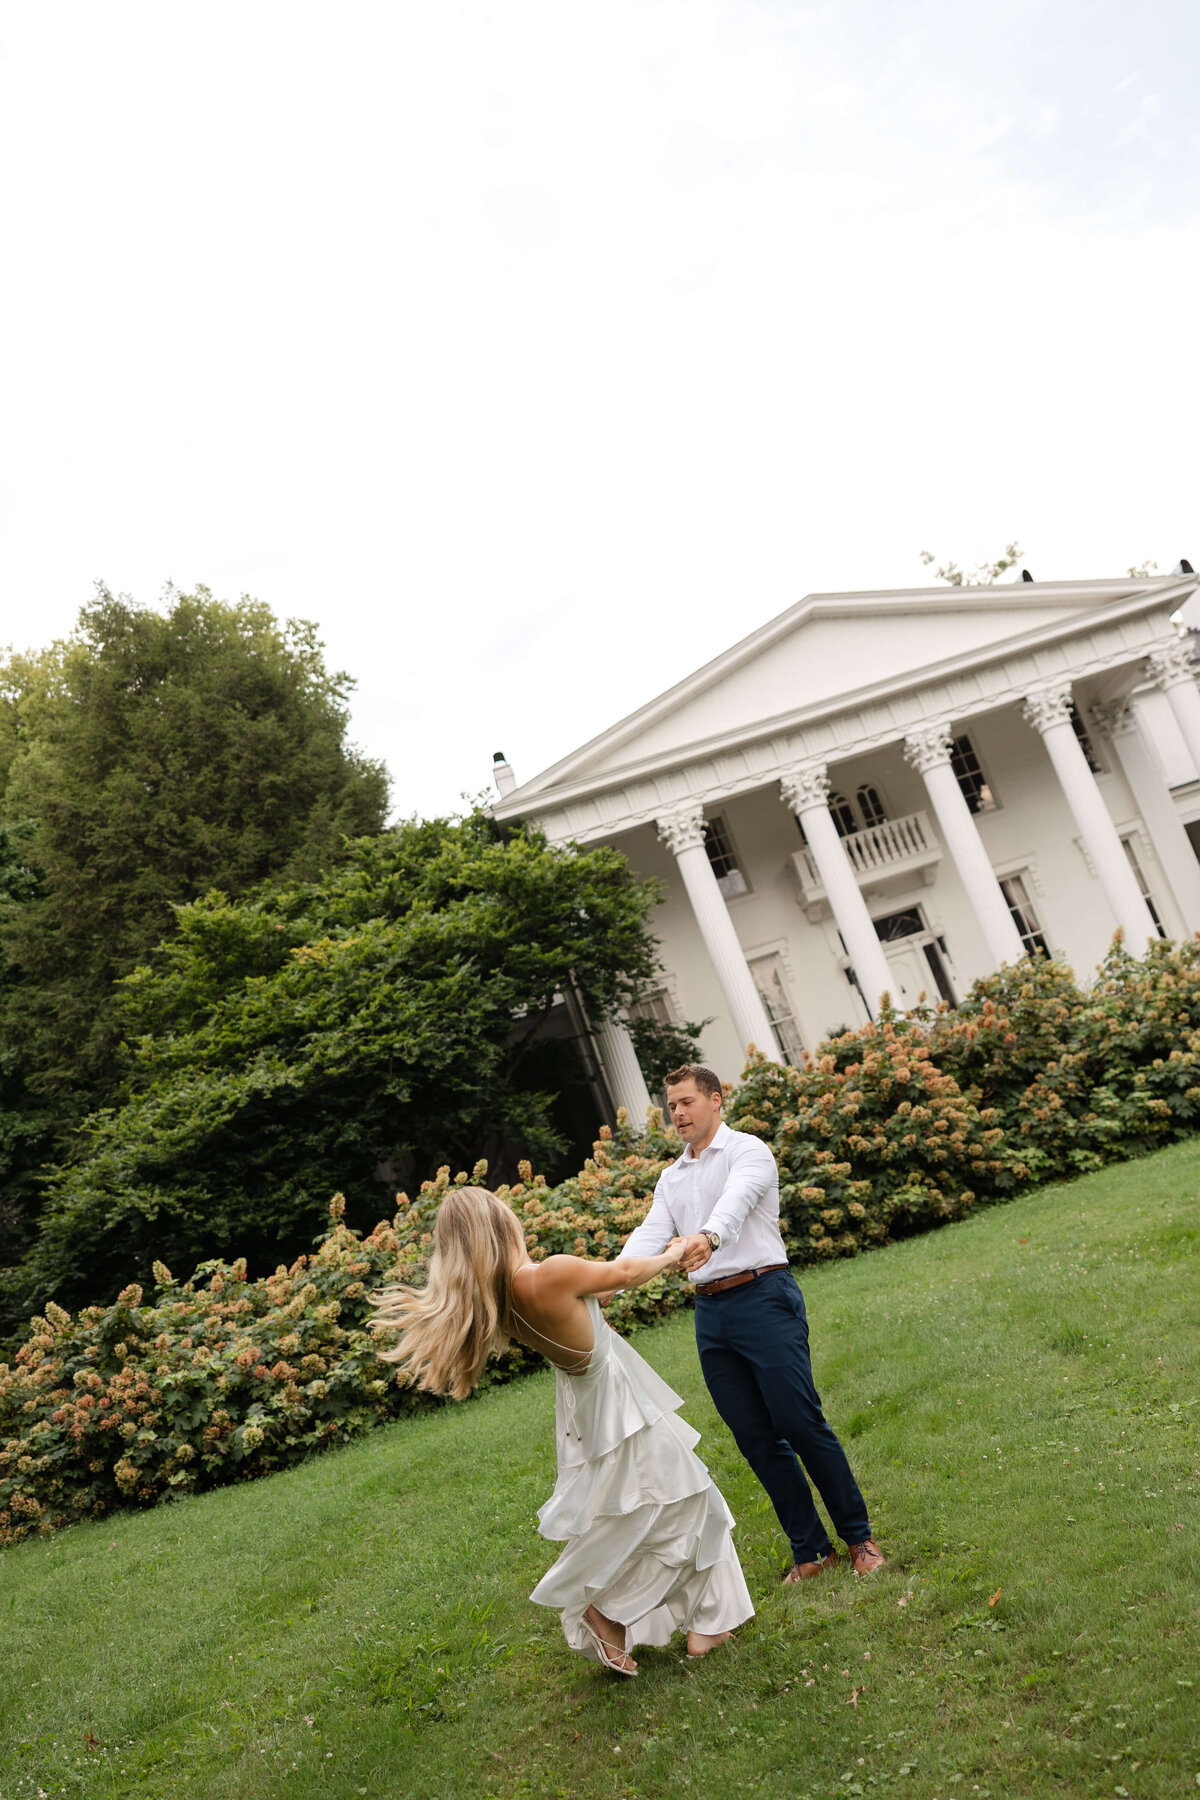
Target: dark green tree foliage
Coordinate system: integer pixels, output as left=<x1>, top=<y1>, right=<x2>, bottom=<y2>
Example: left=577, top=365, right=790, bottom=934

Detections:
left=5, top=817, right=662, bottom=1318
left=626, top=1012, right=708, bottom=1092
left=0, top=823, right=50, bottom=1253
left=0, top=588, right=389, bottom=1106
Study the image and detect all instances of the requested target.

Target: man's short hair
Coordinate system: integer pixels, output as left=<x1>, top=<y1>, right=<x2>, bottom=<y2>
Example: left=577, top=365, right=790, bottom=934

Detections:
left=664, top=1063, right=723, bottom=1101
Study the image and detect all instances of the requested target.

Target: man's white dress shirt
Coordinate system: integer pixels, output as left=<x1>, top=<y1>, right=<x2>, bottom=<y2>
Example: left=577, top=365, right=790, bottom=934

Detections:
left=622, top=1121, right=786, bottom=1284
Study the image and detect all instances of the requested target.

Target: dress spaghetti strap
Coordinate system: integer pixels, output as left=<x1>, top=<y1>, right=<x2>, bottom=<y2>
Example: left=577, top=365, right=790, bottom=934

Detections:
left=511, top=1305, right=596, bottom=1375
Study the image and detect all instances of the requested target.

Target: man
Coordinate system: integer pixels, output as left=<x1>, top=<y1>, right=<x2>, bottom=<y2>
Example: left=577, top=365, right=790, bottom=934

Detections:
left=622, top=1063, right=884, bottom=1582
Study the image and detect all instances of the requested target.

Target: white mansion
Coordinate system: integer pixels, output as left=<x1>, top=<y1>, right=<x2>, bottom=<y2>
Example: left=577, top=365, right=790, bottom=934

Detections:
left=492, top=568, right=1200, bottom=1119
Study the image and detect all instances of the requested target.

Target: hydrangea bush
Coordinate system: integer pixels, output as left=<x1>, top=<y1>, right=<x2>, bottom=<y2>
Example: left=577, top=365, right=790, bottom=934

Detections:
left=0, top=1131, right=689, bottom=1548
left=8, top=933, right=1200, bottom=1546
left=930, top=938, right=1200, bottom=1181
left=728, top=1018, right=1016, bottom=1261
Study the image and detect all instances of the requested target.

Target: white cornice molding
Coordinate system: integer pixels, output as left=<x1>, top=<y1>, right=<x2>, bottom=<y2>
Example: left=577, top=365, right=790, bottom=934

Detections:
left=495, top=576, right=1195, bottom=818
left=498, top=597, right=1198, bottom=847
left=535, top=614, right=1169, bottom=847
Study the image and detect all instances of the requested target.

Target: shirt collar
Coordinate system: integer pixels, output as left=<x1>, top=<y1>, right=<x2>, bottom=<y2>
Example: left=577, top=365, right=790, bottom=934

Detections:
left=682, top=1120, right=731, bottom=1162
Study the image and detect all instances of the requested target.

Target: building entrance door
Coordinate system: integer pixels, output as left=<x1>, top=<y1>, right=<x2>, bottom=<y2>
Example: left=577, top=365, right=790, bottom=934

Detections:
left=874, top=906, right=957, bottom=1009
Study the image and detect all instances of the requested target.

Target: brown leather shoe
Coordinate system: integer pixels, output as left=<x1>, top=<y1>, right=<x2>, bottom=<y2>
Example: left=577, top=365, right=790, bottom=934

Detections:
left=847, top=1538, right=885, bottom=1576
left=782, top=1550, right=839, bottom=1583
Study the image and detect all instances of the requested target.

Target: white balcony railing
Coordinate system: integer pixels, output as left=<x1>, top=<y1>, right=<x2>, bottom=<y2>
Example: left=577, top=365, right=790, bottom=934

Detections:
left=792, top=808, right=942, bottom=912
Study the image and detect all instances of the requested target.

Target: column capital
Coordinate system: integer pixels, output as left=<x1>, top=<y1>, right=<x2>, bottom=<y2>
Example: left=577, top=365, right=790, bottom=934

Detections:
left=1022, top=680, right=1074, bottom=735
left=1090, top=697, right=1136, bottom=740
left=656, top=805, right=707, bottom=856
left=1146, top=634, right=1198, bottom=691
left=902, top=720, right=954, bottom=774
left=779, top=761, right=830, bottom=815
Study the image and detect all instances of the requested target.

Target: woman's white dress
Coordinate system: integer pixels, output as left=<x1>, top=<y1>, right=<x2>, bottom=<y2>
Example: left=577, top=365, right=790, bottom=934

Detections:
left=527, top=1296, right=754, bottom=1659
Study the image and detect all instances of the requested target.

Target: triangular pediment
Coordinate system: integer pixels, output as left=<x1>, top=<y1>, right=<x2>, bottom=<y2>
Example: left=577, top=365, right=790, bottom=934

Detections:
left=501, top=579, right=1176, bottom=811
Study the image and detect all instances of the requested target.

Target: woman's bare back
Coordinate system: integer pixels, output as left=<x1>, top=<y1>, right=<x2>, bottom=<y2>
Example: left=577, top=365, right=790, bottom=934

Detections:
left=510, top=1263, right=598, bottom=1371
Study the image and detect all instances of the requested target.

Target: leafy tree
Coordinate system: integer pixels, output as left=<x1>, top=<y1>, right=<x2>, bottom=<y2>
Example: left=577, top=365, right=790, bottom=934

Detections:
left=626, top=1010, right=708, bottom=1093
left=0, top=822, right=50, bottom=1255
left=0, top=588, right=389, bottom=1113
left=918, top=541, right=1024, bottom=586
left=3, top=816, right=664, bottom=1320
left=919, top=544, right=1160, bottom=585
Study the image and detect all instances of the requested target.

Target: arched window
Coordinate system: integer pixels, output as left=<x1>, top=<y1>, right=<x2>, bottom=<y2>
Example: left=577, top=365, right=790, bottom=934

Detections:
left=829, top=792, right=857, bottom=837
left=857, top=784, right=888, bottom=828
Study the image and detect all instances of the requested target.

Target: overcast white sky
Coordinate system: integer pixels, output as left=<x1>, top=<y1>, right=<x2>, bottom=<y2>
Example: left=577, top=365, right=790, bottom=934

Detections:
left=2, top=1, right=1198, bottom=818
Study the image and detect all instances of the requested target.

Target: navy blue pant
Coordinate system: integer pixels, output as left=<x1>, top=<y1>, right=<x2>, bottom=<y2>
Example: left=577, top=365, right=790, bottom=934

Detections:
left=695, top=1267, right=871, bottom=1565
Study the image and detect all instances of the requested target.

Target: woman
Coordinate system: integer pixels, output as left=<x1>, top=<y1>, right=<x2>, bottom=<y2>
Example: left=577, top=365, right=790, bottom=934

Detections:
left=372, top=1186, right=753, bottom=1675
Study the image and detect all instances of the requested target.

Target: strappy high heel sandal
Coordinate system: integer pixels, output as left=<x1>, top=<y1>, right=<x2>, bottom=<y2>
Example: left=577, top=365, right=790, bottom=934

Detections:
left=582, top=1610, right=637, bottom=1676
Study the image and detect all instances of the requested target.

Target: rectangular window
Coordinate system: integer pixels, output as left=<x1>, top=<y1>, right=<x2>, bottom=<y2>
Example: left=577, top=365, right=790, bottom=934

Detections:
left=829, top=793, right=858, bottom=836
left=703, top=815, right=748, bottom=897
left=750, top=954, right=805, bottom=1066
left=999, top=873, right=1049, bottom=955
left=950, top=734, right=998, bottom=815
left=1122, top=837, right=1165, bottom=937
left=627, top=988, right=674, bottom=1026
left=1070, top=703, right=1104, bottom=774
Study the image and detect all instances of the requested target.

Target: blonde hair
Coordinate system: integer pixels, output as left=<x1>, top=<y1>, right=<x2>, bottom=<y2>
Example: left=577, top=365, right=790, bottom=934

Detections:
left=370, top=1187, right=528, bottom=1401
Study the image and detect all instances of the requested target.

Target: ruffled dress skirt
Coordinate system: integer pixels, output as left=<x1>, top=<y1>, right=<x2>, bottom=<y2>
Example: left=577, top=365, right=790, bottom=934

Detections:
left=529, top=1297, right=754, bottom=1659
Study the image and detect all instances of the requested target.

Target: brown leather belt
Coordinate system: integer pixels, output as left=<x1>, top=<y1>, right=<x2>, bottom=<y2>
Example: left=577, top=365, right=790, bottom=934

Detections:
left=694, top=1262, right=788, bottom=1297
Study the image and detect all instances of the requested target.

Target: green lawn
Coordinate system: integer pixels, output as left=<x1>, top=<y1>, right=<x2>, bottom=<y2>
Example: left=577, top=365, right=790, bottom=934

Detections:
left=2, top=1145, right=1198, bottom=1800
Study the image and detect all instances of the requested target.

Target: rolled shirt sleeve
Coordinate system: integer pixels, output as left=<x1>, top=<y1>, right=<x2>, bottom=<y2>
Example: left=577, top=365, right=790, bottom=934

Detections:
left=701, top=1135, right=777, bottom=1251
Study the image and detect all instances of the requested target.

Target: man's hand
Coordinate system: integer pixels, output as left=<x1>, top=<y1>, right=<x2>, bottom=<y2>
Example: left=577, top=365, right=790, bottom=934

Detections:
left=674, top=1232, right=715, bottom=1273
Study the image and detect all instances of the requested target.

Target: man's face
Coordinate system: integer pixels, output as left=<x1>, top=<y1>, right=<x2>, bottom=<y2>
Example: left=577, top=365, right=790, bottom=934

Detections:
left=666, top=1080, right=721, bottom=1145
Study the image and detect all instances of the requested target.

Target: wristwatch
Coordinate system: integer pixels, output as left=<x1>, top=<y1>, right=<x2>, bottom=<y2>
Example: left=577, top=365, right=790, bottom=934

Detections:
left=703, top=1230, right=721, bottom=1252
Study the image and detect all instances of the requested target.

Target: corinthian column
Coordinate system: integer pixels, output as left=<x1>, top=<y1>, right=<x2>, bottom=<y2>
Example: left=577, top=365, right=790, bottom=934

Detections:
left=1092, top=698, right=1200, bottom=936
left=779, top=763, right=895, bottom=1015
left=1147, top=635, right=1200, bottom=776
left=592, top=1014, right=653, bottom=1122
left=1022, top=681, right=1158, bottom=950
left=903, top=722, right=1025, bottom=968
left=656, top=806, right=780, bottom=1060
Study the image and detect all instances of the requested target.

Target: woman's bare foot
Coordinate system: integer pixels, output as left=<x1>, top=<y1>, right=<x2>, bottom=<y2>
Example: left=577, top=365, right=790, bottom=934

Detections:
left=584, top=1605, right=637, bottom=1674
left=686, top=1629, right=734, bottom=1658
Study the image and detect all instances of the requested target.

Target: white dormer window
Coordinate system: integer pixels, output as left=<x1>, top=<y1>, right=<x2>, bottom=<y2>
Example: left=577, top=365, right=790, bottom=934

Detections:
left=703, top=815, right=748, bottom=897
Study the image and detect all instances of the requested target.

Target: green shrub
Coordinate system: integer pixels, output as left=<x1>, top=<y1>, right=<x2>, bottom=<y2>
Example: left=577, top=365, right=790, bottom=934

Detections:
left=11, top=932, right=1200, bottom=1546
left=1, top=1200, right=413, bottom=1548
left=0, top=1124, right=691, bottom=1548
left=930, top=939, right=1200, bottom=1180
left=729, top=1019, right=1013, bottom=1261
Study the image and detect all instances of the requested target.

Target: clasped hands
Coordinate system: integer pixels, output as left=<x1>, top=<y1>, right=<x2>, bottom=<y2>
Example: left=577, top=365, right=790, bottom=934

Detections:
left=665, top=1232, right=715, bottom=1274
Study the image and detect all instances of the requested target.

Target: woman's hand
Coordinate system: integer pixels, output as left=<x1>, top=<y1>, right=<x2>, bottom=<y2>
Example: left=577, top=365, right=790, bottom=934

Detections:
left=662, top=1237, right=687, bottom=1268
